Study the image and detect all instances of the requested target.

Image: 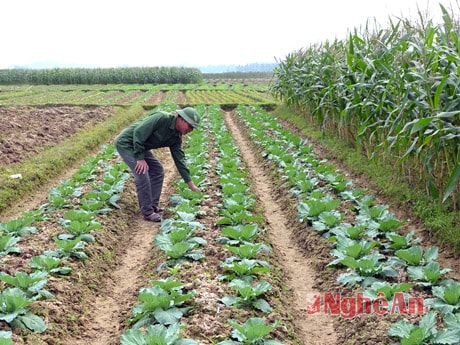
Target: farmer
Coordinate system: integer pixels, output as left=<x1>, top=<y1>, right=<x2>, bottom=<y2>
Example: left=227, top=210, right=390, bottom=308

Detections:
left=114, top=107, right=201, bottom=222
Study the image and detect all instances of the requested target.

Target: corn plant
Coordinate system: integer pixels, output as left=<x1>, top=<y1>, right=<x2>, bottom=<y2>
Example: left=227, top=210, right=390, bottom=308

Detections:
left=270, top=5, right=460, bottom=206
left=0, top=67, right=202, bottom=85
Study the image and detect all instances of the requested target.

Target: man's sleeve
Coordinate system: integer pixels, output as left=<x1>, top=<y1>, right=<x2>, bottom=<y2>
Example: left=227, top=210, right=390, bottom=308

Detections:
left=170, top=141, right=192, bottom=183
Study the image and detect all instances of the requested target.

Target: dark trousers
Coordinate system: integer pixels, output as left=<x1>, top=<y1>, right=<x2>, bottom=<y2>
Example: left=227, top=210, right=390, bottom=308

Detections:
left=116, top=148, right=164, bottom=216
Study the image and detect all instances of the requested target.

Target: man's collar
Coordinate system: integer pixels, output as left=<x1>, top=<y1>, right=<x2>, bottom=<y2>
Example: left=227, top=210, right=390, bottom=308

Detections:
left=170, top=114, right=181, bottom=135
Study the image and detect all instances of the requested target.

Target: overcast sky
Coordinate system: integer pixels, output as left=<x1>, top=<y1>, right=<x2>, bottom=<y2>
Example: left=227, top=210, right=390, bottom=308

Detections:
left=0, top=0, right=456, bottom=68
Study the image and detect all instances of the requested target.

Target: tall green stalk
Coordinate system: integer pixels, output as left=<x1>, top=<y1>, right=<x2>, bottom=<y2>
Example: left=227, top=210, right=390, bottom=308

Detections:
left=270, top=4, right=460, bottom=207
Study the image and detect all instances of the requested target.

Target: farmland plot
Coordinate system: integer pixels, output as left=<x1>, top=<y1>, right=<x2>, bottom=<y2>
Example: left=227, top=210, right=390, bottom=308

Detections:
left=1, top=102, right=460, bottom=345
left=231, top=105, right=460, bottom=344
left=0, top=104, right=313, bottom=344
left=0, top=85, right=275, bottom=107
left=0, top=106, right=113, bottom=165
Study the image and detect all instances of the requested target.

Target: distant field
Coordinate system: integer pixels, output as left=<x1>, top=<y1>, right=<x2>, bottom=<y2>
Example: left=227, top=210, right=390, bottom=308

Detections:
left=0, top=82, right=276, bottom=107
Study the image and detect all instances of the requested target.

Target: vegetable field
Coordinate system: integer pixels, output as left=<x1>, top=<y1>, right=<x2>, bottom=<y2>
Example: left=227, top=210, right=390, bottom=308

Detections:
left=0, top=83, right=275, bottom=108
left=0, top=80, right=459, bottom=345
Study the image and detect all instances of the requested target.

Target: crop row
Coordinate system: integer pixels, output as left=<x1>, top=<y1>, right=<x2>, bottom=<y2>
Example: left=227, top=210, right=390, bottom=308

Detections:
left=270, top=6, right=460, bottom=205
left=118, top=103, right=287, bottom=344
left=236, top=104, right=460, bottom=344
left=207, top=104, right=283, bottom=344
left=119, top=103, right=209, bottom=344
left=0, top=145, right=130, bottom=343
left=0, top=87, right=275, bottom=107
left=0, top=67, right=202, bottom=85
left=185, top=90, right=274, bottom=105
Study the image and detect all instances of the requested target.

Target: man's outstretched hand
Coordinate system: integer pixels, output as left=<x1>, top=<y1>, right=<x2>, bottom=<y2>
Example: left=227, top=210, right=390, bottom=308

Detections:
left=187, top=180, right=200, bottom=192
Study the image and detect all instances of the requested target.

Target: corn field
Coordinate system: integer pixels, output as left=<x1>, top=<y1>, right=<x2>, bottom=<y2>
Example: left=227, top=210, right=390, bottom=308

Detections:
left=270, top=4, right=460, bottom=207
left=0, top=67, right=202, bottom=85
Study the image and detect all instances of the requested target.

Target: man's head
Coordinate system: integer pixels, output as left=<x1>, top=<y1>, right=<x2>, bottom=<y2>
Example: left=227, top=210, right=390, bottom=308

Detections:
left=177, top=107, right=200, bottom=128
left=175, top=107, right=200, bottom=135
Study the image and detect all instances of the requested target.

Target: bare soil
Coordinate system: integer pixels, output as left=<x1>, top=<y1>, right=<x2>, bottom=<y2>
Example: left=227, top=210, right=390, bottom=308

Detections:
left=0, top=106, right=113, bottom=165
left=0, top=105, right=459, bottom=345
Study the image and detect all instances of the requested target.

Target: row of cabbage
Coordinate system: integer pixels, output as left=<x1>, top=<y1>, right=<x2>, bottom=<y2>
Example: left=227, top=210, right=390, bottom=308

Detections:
left=236, top=104, right=460, bottom=344
left=119, top=103, right=284, bottom=345
left=0, top=145, right=130, bottom=344
left=207, top=104, right=283, bottom=345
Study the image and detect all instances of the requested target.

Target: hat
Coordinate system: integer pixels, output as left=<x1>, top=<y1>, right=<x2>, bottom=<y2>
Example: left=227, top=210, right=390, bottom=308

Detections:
left=177, top=107, right=200, bottom=128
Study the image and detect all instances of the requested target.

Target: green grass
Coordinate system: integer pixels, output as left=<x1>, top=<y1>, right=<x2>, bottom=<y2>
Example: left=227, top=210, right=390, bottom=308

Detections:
left=273, top=104, right=460, bottom=252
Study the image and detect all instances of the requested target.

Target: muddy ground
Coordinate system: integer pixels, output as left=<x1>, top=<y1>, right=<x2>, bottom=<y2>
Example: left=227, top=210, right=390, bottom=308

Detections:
left=0, top=105, right=459, bottom=345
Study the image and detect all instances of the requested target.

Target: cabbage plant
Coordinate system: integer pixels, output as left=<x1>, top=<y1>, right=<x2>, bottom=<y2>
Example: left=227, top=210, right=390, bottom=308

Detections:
left=0, top=288, right=47, bottom=333
left=216, top=318, right=283, bottom=345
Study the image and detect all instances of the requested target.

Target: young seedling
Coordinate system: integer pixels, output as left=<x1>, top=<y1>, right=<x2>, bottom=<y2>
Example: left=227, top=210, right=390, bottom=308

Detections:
left=216, top=317, right=283, bottom=345
left=120, top=323, right=199, bottom=345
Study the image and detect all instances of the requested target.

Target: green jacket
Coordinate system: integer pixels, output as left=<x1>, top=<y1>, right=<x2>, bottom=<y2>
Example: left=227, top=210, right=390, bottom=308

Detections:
left=114, top=111, right=191, bottom=183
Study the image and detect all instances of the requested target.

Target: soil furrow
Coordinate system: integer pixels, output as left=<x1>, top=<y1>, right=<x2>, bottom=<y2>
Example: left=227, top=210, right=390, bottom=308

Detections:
left=223, top=111, right=337, bottom=345
left=66, top=220, right=155, bottom=345
left=62, top=149, right=178, bottom=345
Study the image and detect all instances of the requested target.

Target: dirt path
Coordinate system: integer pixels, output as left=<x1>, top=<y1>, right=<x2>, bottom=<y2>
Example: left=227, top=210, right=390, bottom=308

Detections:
left=66, top=149, right=178, bottom=345
left=224, top=111, right=337, bottom=345
left=67, top=219, right=155, bottom=345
